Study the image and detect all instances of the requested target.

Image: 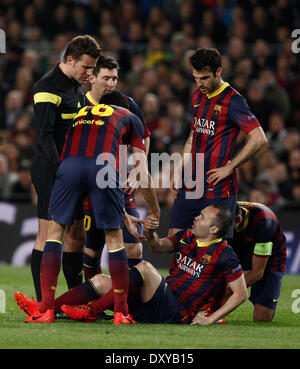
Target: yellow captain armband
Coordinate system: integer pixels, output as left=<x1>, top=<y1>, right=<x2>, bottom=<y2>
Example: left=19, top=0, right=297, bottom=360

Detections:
left=253, top=242, right=273, bottom=256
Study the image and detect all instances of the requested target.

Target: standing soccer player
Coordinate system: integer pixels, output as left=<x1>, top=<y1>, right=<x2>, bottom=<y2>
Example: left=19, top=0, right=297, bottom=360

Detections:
left=30, top=35, right=101, bottom=300
left=231, top=201, right=286, bottom=322
left=169, top=48, right=268, bottom=238
left=81, top=56, right=151, bottom=280
left=16, top=91, right=159, bottom=324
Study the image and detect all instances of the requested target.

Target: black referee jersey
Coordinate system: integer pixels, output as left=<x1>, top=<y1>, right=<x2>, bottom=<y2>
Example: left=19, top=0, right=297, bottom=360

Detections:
left=32, top=64, right=84, bottom=174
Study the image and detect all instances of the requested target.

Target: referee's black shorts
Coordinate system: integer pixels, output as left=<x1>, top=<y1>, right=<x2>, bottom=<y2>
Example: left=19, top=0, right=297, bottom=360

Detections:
left=31, top=154, right=84, bottom=221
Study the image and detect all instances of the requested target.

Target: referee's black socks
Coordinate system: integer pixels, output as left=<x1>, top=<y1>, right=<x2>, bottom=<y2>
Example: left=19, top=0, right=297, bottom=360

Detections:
left=62, top=251, right=83, bottom=289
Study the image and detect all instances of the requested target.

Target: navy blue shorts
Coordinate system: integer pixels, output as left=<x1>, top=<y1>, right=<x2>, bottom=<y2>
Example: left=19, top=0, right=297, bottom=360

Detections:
left=49, top=156, right=124, bottom=229
left=249, top=269, right=284, bottom=310
left=84, top=197, right=142, bottom=250
left=84, top=206, right=142, bottom=250
left=169, top=190, right=237, bottom=238
left=128, top=277, right=182, bottom=324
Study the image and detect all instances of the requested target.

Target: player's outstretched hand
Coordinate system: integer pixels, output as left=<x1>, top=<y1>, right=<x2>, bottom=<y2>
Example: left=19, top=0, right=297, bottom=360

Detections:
left=144, top=215, right=159, bottom=233
left=124, top=212, right=146, bottom=241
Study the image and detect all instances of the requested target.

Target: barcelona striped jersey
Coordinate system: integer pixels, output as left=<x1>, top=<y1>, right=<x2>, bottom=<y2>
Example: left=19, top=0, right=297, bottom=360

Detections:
left=60, top=103, right=146, bottom=166
left=231, top=201, right=286, bottom=273
left=190, top=82, right=261, bottom=198
left=166, top=229, right=243, bottom=323
left=84, top=91, right=151, bottom=139
left=82, top=92, right=150, bottom=211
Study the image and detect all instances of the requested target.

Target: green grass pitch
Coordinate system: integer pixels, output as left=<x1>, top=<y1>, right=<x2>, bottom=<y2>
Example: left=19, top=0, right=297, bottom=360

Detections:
left=0, top=264, right=300, bottom=349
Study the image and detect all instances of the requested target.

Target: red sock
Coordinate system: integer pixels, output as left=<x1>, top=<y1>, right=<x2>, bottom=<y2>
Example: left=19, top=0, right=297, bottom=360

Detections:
left=108, top=248, right=129, bottom=315
left=89, top=267, right=144, bottom=317
left=83, top=253, right=102, bottom=281
left=89, top=289, right=114, bottom=317
left=39, top=241, right=62, bottom=313
left=54, top=280, right=99, bottom=313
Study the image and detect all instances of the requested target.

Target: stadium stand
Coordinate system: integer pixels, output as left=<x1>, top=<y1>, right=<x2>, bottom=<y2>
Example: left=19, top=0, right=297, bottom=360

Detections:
left=0, top=0, right=299, bottom=212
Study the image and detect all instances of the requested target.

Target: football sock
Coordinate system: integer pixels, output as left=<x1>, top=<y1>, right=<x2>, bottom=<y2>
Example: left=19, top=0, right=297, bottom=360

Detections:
left=54, top=280, right=99, bottom=313
left=30, top=249, right=43, bottom=302
left=83, top=252, right=101, bottom=281
left=89, top=289, right=114, bottom=317
left=127, top=258, right=142, bottom=268
left=108, top=247, right=129, bottom=315
left=89, top=266, right=144, bottom=317
left=39, top=240, right=62, bottom=313
left=62, top=251, right=83, bottom=289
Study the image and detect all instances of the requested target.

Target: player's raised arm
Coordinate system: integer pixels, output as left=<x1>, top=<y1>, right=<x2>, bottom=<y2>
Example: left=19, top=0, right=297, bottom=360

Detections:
left=144, top=223, right=175, bottom=254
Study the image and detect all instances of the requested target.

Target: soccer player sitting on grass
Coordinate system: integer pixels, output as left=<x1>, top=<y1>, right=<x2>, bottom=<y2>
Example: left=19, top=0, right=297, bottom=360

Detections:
left=16, top=204, right=248, bottom=325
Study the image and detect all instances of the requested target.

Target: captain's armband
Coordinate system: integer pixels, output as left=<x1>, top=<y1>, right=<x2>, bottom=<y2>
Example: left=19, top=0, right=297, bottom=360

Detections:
left=253, top=242, right=273, bottom=256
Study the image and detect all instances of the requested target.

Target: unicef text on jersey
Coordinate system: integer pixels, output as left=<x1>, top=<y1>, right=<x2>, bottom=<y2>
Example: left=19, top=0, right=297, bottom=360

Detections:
left=95, top=145, right=204, bottom=200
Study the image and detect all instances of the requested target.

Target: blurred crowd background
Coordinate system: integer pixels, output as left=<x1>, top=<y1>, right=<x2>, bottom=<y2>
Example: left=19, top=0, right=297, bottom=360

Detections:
left=0, top=0, right=300, bottom=212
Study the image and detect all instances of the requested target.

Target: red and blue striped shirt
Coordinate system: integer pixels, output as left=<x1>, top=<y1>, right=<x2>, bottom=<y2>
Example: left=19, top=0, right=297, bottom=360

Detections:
left=231, top=201, right=286, bottom=273
left=190, top=83, right=261, bottom=198
left=166, top=229, right=243, bottom=323
left=81, top=92, right=149, bottom=211
left=60, top=104, right=145, bottom=167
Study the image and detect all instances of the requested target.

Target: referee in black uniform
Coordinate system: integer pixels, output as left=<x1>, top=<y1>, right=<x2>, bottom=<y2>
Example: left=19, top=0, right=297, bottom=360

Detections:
left=30, top=35, right=101, bottom=301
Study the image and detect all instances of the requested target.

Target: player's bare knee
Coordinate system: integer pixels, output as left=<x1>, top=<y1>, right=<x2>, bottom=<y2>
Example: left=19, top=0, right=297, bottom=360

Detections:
left=136, top=260, right=157, bottom=277
left=91, top=273, right=104, bottom=286
left=125, top=243, right=142, bottom=259
left=91, top=274, right=111, bottom=295
left=253, top=310, right=274, bottom=323
left=64, top=224, right=86, bottom=251
left=84, top=247, right=100, bottom=258
left=104, top=229, right=123, bottom=250
left=34, top=219, right=49, bottom=249
left=254, top=315, right=273, bottom=322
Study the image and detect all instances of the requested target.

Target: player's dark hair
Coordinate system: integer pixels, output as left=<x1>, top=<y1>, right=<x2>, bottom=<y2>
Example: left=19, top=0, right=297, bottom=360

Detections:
left=210, top=203, right=233, bottom=238
left=63, top=35, right=101, bottom=62
left=99, top=90, right=129, bottom=109
left=189, top=47, right=221, bottom=76
left=93, top=55, right=119, bottom=76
